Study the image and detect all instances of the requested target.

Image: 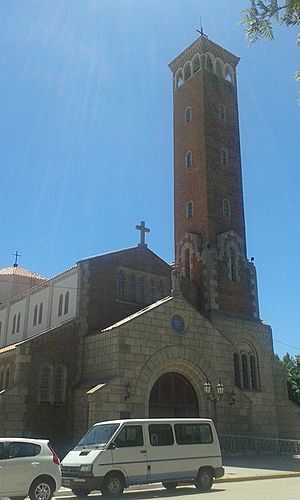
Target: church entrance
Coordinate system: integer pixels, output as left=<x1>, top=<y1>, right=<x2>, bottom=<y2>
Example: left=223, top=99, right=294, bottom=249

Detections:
left=149, top=372, right=199, bottom=418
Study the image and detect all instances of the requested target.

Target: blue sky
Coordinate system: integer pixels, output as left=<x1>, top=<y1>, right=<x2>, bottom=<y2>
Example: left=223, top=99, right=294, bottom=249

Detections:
left=0, top=1, right=299, bottom=357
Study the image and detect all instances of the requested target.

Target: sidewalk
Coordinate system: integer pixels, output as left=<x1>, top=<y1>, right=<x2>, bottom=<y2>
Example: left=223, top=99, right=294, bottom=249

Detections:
left=57, top=454, right=300, bottom=496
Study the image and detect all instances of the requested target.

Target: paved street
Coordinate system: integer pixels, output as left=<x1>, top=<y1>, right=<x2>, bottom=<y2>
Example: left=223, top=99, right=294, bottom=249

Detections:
left=55, top=477, right=300, bottom=500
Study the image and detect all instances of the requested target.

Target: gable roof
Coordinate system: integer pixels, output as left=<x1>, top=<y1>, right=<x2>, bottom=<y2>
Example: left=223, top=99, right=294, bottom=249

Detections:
left=0, top=266, right=45, bottom=280
left=78, top=245, right=170, bottom=268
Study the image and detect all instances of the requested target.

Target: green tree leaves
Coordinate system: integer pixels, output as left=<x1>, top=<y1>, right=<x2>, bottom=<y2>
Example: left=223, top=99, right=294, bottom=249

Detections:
left=279, top=353, right=300, bottom=407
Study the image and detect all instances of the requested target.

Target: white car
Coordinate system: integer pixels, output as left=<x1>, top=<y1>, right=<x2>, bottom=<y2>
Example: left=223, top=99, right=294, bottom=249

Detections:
left=0, top=438, right=61, bottom=500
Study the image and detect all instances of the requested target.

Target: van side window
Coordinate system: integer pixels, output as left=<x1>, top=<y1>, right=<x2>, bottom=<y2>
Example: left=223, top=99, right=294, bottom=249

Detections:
left=0, top=443, right=5, bottom=460
left=174, top=424, right=213, bottom=445
left=148, top=424, right=174, bottom=446
left=114, top=425, right=143, bottom=447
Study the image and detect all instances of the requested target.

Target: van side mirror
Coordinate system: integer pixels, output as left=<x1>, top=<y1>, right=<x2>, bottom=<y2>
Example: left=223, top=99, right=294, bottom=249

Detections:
left=108, top=442, right=116, bottom=450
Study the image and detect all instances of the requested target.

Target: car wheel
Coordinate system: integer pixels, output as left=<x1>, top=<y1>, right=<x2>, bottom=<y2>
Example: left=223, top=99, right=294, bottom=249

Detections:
left=101, top=472, right=124, bottom=498
left=71, top=489, right=92, bottom=497
left=194, top=468, right=213, bottom=491
left=29, top=477, right=54, bottom=500
left=162, top=481, right=178, bottom=490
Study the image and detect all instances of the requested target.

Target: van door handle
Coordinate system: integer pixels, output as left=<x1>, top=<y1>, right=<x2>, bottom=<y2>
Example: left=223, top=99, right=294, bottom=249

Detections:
left=31, top=462, right=39, bottom=466
left=140, top=450, right=147, bottom=454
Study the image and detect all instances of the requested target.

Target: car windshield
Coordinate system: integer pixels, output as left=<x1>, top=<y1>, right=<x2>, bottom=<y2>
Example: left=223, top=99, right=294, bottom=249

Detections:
left=77, top=423, right=120, bottom=448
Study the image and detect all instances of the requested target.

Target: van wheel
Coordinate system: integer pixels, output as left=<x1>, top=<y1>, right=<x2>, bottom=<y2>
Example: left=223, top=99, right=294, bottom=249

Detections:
left=195, top=468, right=213, bottom=491
left=162, top=482, right=178, bottom=490
left=101, top=472, right=124, bottom=498
left=29, top=477, right=54, bottom=500
left=71, top=489, right=92, bottom=497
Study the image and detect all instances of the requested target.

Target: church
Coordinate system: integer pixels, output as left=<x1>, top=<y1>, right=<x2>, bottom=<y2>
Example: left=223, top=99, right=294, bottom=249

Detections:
left=0, top=35, right=299, bottom=456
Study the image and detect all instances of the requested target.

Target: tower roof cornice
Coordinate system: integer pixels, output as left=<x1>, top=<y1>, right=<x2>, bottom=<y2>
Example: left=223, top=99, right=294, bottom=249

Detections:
left=169, top=36, right=240, bottom=73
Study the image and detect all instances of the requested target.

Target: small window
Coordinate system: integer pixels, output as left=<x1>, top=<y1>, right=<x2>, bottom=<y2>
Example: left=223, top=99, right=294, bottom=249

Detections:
left=223, top=199, right=230, bottom=217
left=58, top=294, right=63, bottom=317
left=64, top=291, right=69, bottom=315
left=148, top=424, right=174, bottom=446
left=185, top=107, right=192, bottom=124
left=186, top=201, right=194, bottom=219
left=115, top=425, right=143, bottom=448
left=16, top=313, right=21, bottom=333
left=12, top=315, right=16, bottom=335
left=192, top=55, right=200, bottom=73
left=33, top=305, right=38, bottom=326
left=220, top=148, right=228, bottom=166
left=185, top=151, right=192, bottom=168
left=175, top=424, right=213, bottom=445
left=183, top=62, right=191, bottom=81
left=38, top=303, right=43, bottom=325
left=219, top=104, right=226, bottom=120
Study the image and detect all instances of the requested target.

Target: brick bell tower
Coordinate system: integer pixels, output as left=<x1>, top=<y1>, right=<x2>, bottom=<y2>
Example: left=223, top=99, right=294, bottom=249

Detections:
left=169, top=34, right=259, bottom=319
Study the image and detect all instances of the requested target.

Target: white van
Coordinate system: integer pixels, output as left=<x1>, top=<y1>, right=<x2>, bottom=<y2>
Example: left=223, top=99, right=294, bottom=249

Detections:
left=61, top=418, right=224, bottom=497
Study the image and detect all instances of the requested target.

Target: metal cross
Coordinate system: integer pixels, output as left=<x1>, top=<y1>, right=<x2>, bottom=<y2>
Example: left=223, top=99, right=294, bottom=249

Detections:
left=196, top=18, right=208, bottom=38
left=135, top=221, right=150, bottom=247
left=12, top=250, right=21, bottom=268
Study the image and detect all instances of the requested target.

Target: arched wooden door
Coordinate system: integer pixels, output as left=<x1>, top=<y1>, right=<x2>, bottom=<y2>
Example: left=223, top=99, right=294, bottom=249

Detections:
left=149, top=372, right=199, bottom=418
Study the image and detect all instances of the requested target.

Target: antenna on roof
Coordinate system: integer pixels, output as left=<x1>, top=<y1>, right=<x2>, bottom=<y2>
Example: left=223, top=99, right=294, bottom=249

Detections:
left=12, top=250, right=21, bottom=268
left=196, top=17, right=208, bottom=38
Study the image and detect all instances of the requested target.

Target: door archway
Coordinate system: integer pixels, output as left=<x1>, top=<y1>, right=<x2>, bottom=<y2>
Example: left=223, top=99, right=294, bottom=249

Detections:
left=149, top=372, right=199, bottom=418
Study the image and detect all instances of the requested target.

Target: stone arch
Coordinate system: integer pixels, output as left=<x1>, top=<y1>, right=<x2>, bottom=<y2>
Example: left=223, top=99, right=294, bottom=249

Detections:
left=183, top=62, right=192, bottom=81
left=205, top=52, right=215, bottom=72
left=225, top=64, right=235, bottom=84
left=175, top=69, right=183, bottom=88
left=215, top=58, right=224, bottom=77
left=133, top=345, right=221, bottom=417
left=192, top=54, right=201, bottom=73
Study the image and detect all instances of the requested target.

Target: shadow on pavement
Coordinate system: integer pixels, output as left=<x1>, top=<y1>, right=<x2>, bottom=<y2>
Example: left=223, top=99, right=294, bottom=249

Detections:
left=223, top=454, right=300, bottom=472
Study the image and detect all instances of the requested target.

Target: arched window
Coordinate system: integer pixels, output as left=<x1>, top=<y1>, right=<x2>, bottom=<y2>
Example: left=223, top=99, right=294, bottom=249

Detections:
left=33, top=305, right=38, bottom=326
left=16, top=313, right=21, bottom=333
left=216, top=60, right=223, bottom=76
left=230, top=247, right=237, bottom=282
left=220, top=148, right=228, bottom=166
left=12, top=314, right=16, bottom=334
left=175, top=69, right=183, bottom=88
left=192, top=55, right=200, bottom=73
left=54, top=366, right=67, bottom=403
left=64, top=291, right=69, bottom=315
left=138, top=277, right=146, bottom=302
left=38, top=303, right=43, bottom=324
left=129, top=274, right=136, bottom=302
left=219, top=104, right=226, bottom=120
left=5, top=366, right=10, bottom=388
left=39, top=365, right=52, bottom=402
left=58, top=294, right=63, bottom=317
left=225, top=65, right=234, bottom=84
left=185, top=151, right=192, bottom=168
left=206, top=54, right=213, bottom=71
left=223, top=199, right=231, bottom=217
left=118, top=271, right=126, bottom=299
left=233, top=353, right=241, bottom=388
left=185, top=107, right=192, bottom=124
left=242, top=354, right=250, bottom=389
left=184, top=248, right=191, bottom=281
left=183, top=62, right=192, bottom=81
left=186, top=201, right=194, bottom=219
left=250, top=355, right=258, bottom=390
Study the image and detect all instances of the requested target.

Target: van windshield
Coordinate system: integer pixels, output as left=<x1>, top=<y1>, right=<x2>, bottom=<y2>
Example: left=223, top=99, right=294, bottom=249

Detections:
left=77, top=423, right=120, bottom=449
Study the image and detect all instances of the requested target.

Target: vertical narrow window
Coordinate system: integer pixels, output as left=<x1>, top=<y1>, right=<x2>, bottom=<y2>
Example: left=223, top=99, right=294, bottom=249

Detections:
left=129, top=274, right=136, bottom=302
left=220, top=148, right=228, bottom=165
left=64, top=291, right=69, bottom=315
left=16, top=313, right=21, bottom=333
left=118, top=271, right=126, bottom=299
left=219, top=104, right=226, bottom=120
left=186, top=201, right=194, bottom=219
left=12, top=315, right=16, bottom=334
left=5, top=366, right=10, bottom=388
left=138, top=277, right=145, bottom=302
left=33, top=305, right=38, bottom=326
left=39, top=365, right=52, bottom=402
left=38, top=303, right=43, bottom=324
left=175, top=69, right=183, bottom=88
left=206, top=54, right=213, bottom=71
left=185, top=107, right=192, bottom=124
left=185, top=151, right=192, bottom=168
left=230, top=247, right=237, bottom=282
left=184, top=249, right=191, bottom=281
left=242, top=354, right=250, bottom=389
left=58, top=294, right=63, bottom=317
left=223, top=199, right=230, bottom=217
left=192, top=55, right=200, bottom=73
left=183, top=62, right=191, bottom=81
left=233, top=353, right=241, bottom=388
left=250, top=355, right=258, bottom=390
left=54, top=366, right=66, bottom=403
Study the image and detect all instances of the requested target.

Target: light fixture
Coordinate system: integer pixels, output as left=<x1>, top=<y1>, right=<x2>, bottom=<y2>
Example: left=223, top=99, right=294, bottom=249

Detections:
left=204, top=381, right=212, bottom=395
